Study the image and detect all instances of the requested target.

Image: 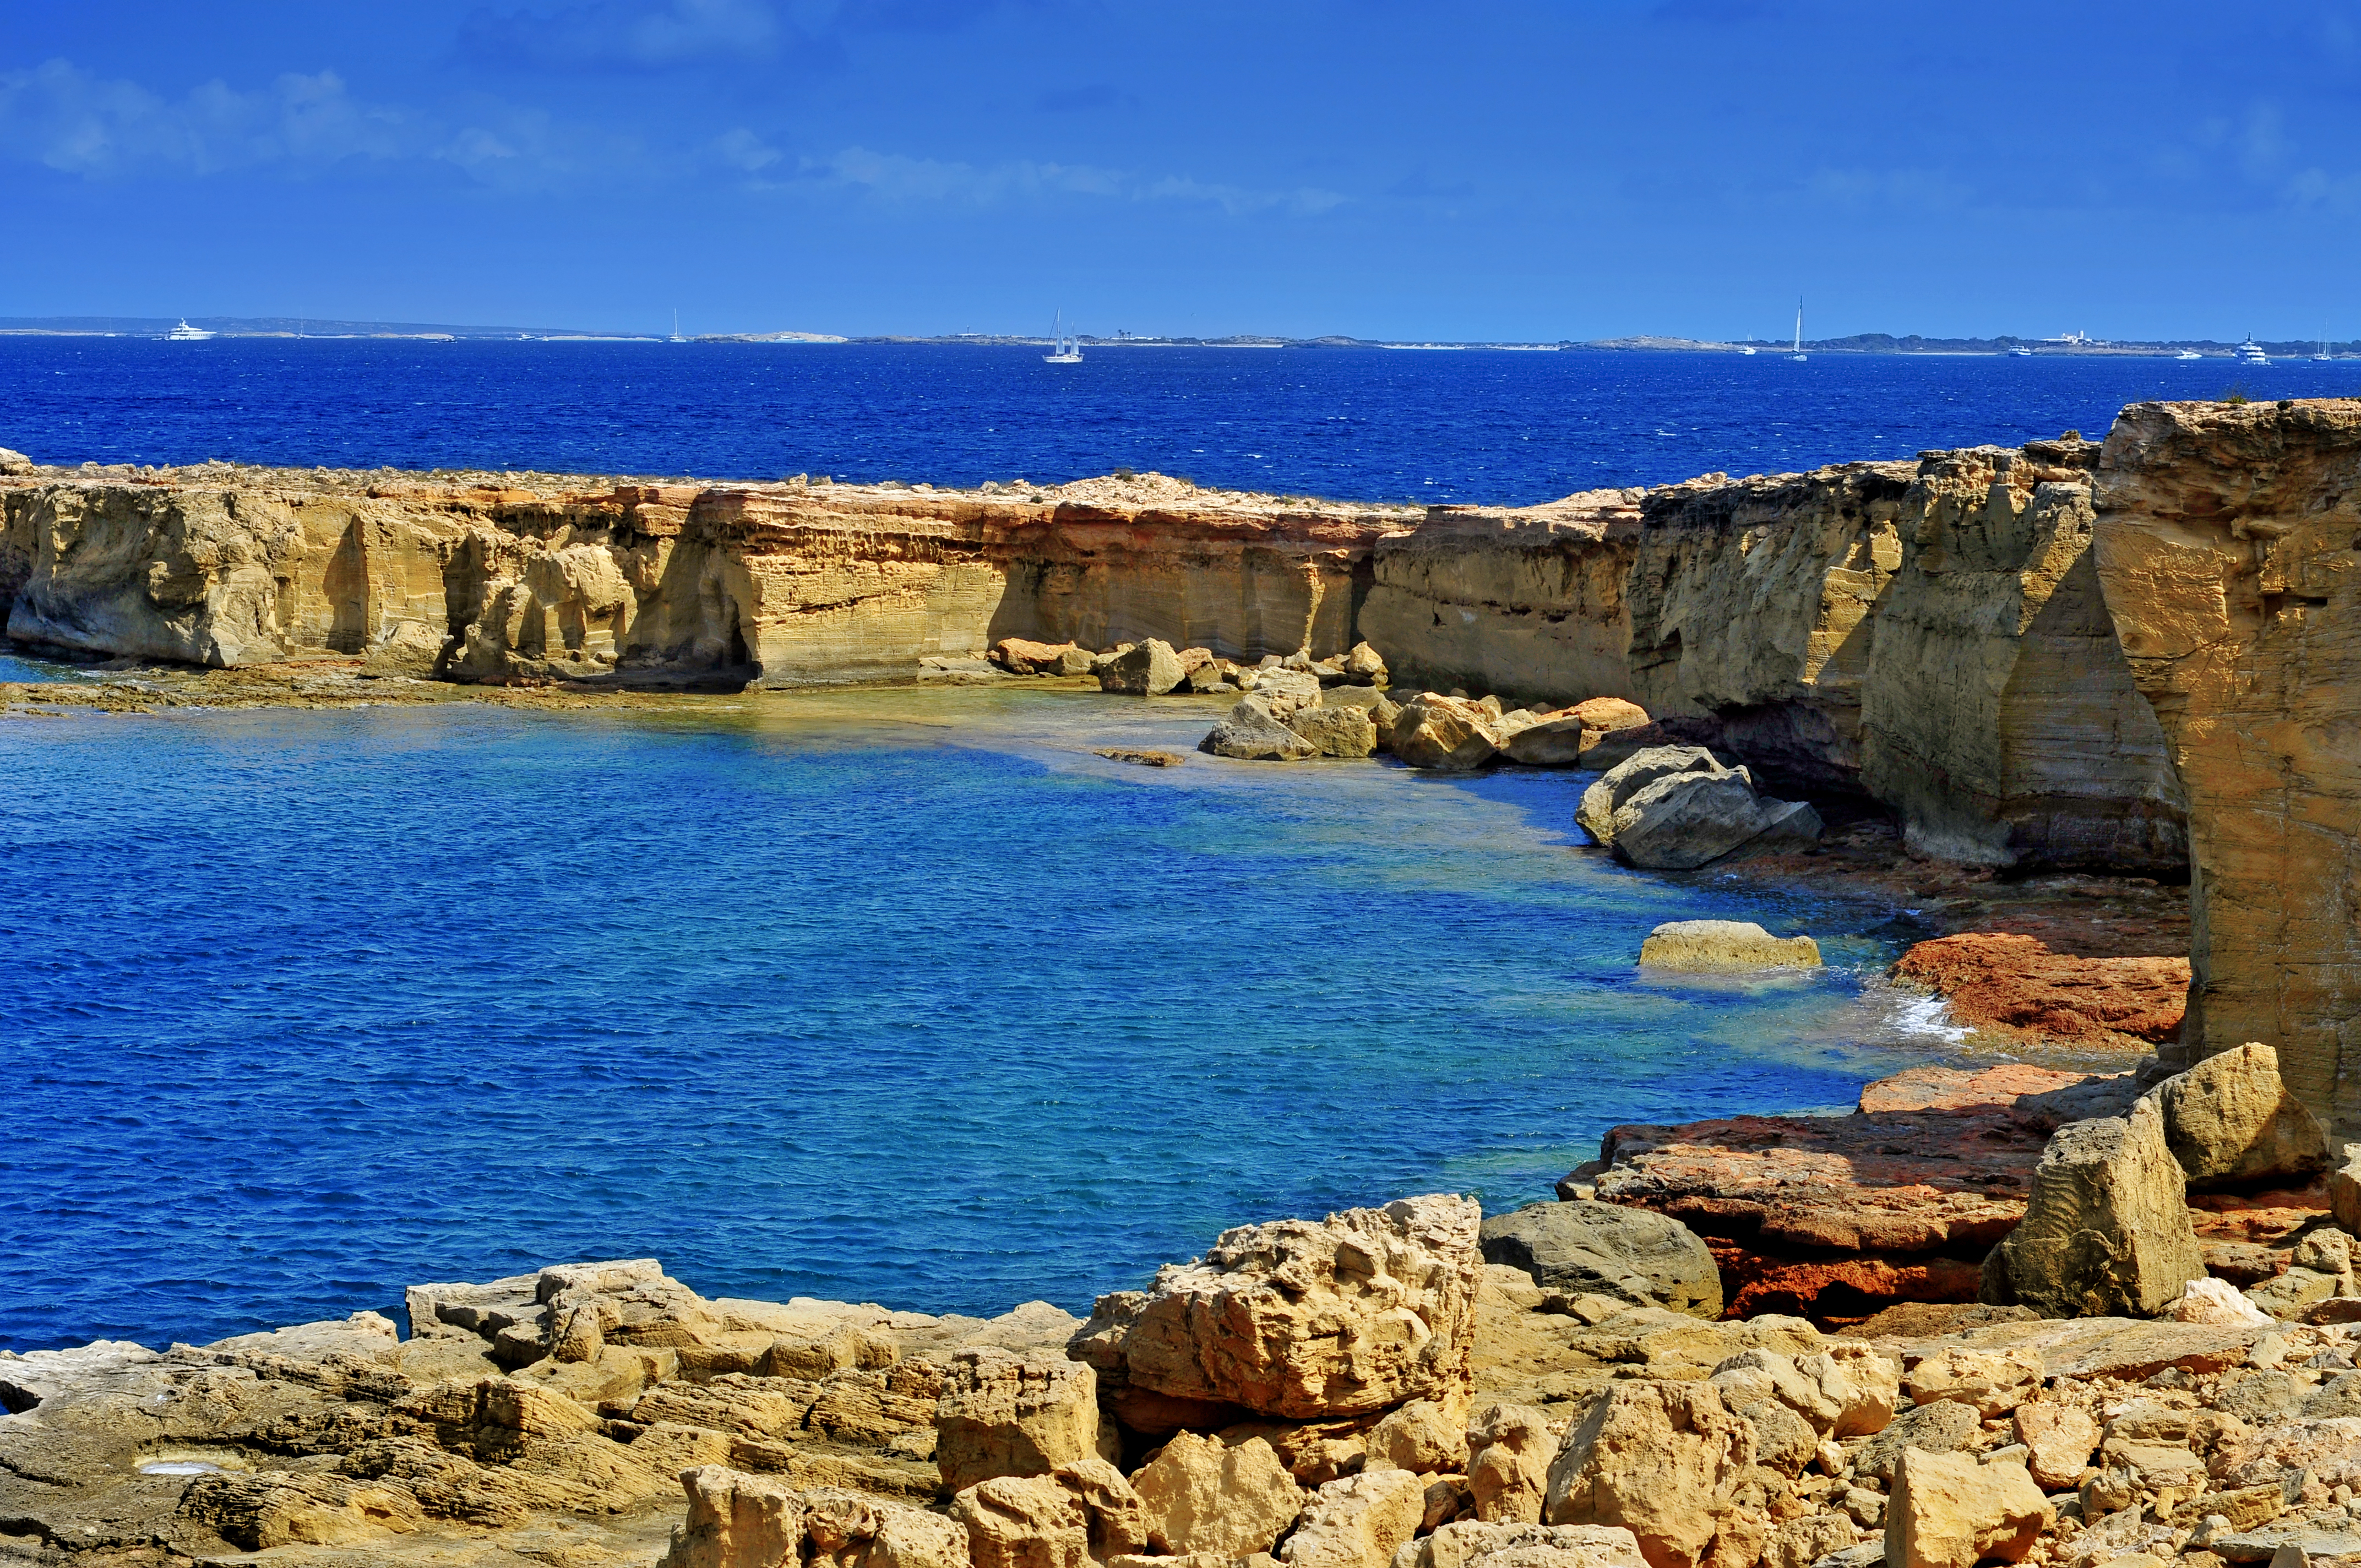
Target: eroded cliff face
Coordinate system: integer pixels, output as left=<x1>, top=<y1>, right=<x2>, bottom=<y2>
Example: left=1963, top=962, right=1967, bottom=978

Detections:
left=0, top=466, right=1407, bottom=683
left=2093, top=400, right=2361, bottom=1133
left=1366, top=443, right=2186, bottom=873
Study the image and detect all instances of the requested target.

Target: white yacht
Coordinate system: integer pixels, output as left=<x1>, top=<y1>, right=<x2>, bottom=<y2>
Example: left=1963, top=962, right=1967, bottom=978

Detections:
left=2238, top=337, right=2269, bottom=365
left=1042, top=309, right=1081, bottom=364
left=1789, top=301, right=1806, bottom=362
left=2010, top=345, right=2033, bottom=357
left=165, top=319, right=214, bottom=341
left=2175, top=349, right=2204, bottom=361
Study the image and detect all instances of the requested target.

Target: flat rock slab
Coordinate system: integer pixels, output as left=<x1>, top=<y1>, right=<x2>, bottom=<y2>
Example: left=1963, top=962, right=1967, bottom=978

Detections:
left=1590, top=1064, right=2145, bottom=1320
left=1889, top=933, right=2188, bottom=1052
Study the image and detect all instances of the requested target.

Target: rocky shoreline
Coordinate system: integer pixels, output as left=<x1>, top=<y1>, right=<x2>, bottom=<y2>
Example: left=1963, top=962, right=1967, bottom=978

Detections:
left=6, top=1054, right=2358, bottom=1568
left=3, top=394, right=2356, bottom=1566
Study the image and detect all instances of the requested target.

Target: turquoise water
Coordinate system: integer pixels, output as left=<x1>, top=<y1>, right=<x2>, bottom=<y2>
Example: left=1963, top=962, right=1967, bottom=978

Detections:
left=0, top=688, right=1948, bottom=1351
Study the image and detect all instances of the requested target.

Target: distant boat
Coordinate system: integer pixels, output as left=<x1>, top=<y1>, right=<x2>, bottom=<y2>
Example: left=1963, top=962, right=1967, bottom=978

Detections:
left=2315, top=340, right=2334, bottom=362
left=1043, top=309, right=1082, bottom=364
left=2175, top=349, right=2203, bottom=361
left=2238, top=336, right=2269, bottom=365
left=1790, top=301, right=1807, bottom=362
left=668, top=309, right=687, bottom=344
left=1740, top=345, right=1756, bottom=355
left=2010, top=345, right=2033, bottom=357
left=165, top=319, right=214, bottom=341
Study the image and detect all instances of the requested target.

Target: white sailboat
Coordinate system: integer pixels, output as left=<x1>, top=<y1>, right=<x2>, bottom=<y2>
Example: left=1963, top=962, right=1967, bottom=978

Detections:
left=1042, top=310, right=1082, bottom=364
left=1790, top=301, right=1807, bottom=362
left=2315, top=338, right=2333, bottom=362
left=668, top=309, right=687, bottom=344
left=165, top=319, right=214, bottom=341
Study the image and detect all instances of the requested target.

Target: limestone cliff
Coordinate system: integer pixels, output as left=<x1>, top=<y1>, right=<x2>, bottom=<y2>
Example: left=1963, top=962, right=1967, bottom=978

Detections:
left=1366, top=444, right=2185, bottom=873
left=2092, top=400, right=2361, bottom=1134
left=0, top=466, right=1406, bottom=683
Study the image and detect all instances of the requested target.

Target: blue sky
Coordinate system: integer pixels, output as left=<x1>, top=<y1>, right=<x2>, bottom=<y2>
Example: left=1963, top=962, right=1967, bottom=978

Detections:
left=1, top=2, right=2354, bottom=339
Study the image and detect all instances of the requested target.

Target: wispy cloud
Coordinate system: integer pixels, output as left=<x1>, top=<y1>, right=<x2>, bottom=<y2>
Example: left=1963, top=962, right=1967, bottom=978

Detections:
left=776, top=142, right=1346, bottom=215
left=0, top=59, right=409, bottom=176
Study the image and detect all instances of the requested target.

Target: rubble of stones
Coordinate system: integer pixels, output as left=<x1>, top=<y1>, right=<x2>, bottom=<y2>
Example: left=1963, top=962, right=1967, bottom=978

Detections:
left=6, top=1047, right=2360, bottom=1568
left=985, top=636, right=1821, bottom=872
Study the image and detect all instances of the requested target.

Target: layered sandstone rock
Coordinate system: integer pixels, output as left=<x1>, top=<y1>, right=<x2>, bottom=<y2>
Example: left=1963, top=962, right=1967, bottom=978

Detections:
left=2091, top=400, right=2361, bottom=1134
left=1364, top=445, right=2185, bottom=874
left=1589, top=1064, right=2146, bottom=1321
left=1888, top=934, right=2189, bottom=1053
left=0, top=465, right=1407, bottom=685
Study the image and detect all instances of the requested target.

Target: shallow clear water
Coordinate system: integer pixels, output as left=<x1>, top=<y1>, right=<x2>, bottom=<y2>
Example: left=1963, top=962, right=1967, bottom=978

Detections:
left=2, top=337, right=2351, bottom=504
left=0, top=689, right=1951, bottom=1351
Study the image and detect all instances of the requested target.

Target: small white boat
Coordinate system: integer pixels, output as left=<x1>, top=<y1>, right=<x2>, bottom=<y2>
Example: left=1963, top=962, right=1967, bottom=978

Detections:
left=668, top=309, right=687, bottom=345
left=1740, top=346, right=1756, bottom=356
left=2010, top=345, right=2033, bottom=357
left=2175, top=349, right=2203, bottom=361
left=165, top=319, right=214, bottom=341
left=2238, top=336, right=2269, bottom=365
left=1043, top=309, right=1082, bottom=364
left=1790, top=301, right=1807, bottom=362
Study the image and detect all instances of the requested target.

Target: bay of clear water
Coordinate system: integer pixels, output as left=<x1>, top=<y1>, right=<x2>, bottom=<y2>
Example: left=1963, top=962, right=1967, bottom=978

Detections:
left=0, top=688, right=1952, bottom=1351
left=3, top=339, right=2233, bottom=1352
left=0, top=337, right=2350, bottom=504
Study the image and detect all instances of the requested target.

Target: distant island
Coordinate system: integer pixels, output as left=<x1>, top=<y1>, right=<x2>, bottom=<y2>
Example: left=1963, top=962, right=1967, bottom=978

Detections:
left=0, top=316, right=2346, bottom=357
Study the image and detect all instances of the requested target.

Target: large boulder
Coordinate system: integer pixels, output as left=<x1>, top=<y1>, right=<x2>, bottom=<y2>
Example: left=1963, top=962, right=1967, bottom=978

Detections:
left=1576, top=748, right=1821, bottom=870
left=952, top=1460, right=1147, bottom=1568
left=1201, top=700, right=1321, bottom=761
left=1281, top=1467, right=1428, bottom=1568
left=1099, top=639, right=1185, bottom=696
left=660, top=1468, right=967, bottom=1568
left=2149, top=1043, right=2330, bottom=1189
left=1542, top=1381, right=1756, bottom=1568
left=1884, top=1447, right=2050, bottom=1568
left=1341, top=642, right=1389, bottom=684
left=1070, top=1195, right=1481, bottom=1420
left=993, top=638, right=1092, bottom=676
left=1293, top=704, right=1381, bottom=758
left=934, top=1349, right=1112, bottom=1492
left=1501, top=716, right=1595, bottom=767
left=1129, top=1431, right=1303, bottom=1558
left=1635, top=921, right=1821, bottom=973
left=1979, top=1098, right=2206, bottom=1317
left=0, top=447, right=34, bottom=476
left=2011, top=1403, right=2100, bottom=1491
left=1902, top=1347, right=2042, bottom=1418
left=1389, top=695, right=1503, bottom=771
left=1478, top=1202, right=1722, bottom=1319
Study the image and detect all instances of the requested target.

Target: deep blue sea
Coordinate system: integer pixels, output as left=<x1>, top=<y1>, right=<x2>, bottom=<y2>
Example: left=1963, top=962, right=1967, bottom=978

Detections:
left=0, top=339, right=2257, bottom=1352
left=1, top=336, right=2353, bottom=502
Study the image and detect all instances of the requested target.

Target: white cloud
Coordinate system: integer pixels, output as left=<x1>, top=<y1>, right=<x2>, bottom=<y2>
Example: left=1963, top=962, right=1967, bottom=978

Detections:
left=0, top=59, right=407, bottom=177
left=797, top=143, right=1346, bottom=215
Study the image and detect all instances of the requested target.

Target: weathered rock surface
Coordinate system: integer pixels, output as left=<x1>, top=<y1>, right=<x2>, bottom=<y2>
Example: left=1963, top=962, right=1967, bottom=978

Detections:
left=1636, top=920, right=1822, bottom=973
left=0, top=466, right=1400, bottom=686
left=1888, top=933, right=2189, bottom=1053
left=2150, top=1043, right=2331, bottom=1189
left=1575, top=747, right=1820, bottom=869
left=1541, top=1381, right=1754, bottom=1568
left=1282, top=1467, right=1429, bottom=1568
left=1071, top=1195, right=1482, bottom=1420
left=1477, top=1202, right=1722, bottom=1319
left=934, top=1349, right=1111, bottom=1491
left=1885, top=1446, right=2051, bottom=1568
left=1591, top=1063, right=2143, bottom=1321
left=1981, top=1098, right=2206, bottom=1317
left=660, top=1466, right=967, bottom=1568
left=1292, top=703, right=1382, bottom=758
left=1466, top=1403, right=1564, bottom=1524
left=1098, top=638, right=1185, bottom=696
left=1201, top=699, right=1324, bottom=761
left=1397, top=1521, right=1649, bottom=1568
left=1388, top=694, right=1505, bottom=771
left=2091, top=400, right=2361, bottom=1133
left=1128, top=1430, right=1303, bottom=1557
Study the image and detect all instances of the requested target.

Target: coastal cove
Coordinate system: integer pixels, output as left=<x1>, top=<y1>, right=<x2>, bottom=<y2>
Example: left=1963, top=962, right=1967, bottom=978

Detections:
left=0, top=684, right=1953, bottom=1354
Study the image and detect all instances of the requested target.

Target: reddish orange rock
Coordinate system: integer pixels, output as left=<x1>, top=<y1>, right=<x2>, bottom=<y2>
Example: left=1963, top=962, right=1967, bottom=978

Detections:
left=1591, top=1063, right=2142, bottom=1325
left=1889, top=933, right=2189, bottom=1050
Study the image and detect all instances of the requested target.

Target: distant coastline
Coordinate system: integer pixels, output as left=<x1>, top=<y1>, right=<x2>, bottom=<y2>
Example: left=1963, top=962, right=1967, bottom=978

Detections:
left=1, top=315, right=2349, bottom=358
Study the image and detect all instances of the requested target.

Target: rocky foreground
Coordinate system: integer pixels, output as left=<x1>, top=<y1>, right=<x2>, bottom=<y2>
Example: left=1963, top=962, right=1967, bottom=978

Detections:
left=7, top=1046, right=2360, bottom=1568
